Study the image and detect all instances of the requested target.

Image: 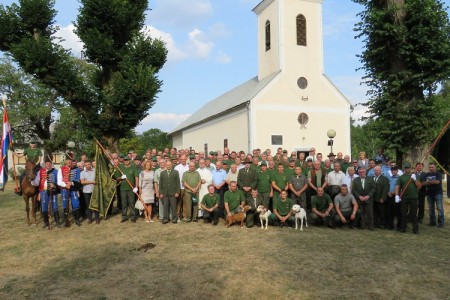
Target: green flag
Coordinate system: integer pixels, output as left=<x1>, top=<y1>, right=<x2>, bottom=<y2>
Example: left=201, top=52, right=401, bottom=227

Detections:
left=90, top=144, right=117, bottom=218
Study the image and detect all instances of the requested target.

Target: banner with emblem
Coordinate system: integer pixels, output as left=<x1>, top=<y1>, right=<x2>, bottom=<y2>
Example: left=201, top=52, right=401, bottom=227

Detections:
left=90, top=143, right=116, bottom=217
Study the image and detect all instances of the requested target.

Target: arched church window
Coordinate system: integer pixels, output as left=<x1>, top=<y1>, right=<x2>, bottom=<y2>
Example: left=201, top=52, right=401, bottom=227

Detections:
left=296, top=14, right=307, bottom=46
left=265, top=20, right=271, bottom=51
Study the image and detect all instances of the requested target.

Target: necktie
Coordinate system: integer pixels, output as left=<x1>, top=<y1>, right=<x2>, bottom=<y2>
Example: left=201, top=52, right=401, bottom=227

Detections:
left=254, top=198, right=256, bottom=207
left=362, top=178, right=365, bottom=189
left=375, top=176, right=378, bottom=183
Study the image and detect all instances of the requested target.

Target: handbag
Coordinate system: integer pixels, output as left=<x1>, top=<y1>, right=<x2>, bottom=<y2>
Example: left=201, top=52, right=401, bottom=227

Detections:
left=135, top=199, right=145, bottom=210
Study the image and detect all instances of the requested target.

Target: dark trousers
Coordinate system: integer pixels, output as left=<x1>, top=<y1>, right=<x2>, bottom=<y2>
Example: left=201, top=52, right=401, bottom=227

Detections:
left=79, top=189, right=87, bottom=218
left=417, top=191, right=426, bottom=221
left=306, top=188, right=316, bottom=212
left=245, top=208, right=259, bottom=228
left=162, top=195, right=177, bottom=223
left=334, top=211, right=360, bottom=227
left=385, top=196, right=401, bottom=229
left=84, top=192, right=99, bottom=221
left=310, top=210, right=336, bottom=226
left=401, top=197, right=418, bottom=232
left=120, top=190, right=136, bottom=221
left=203, top=208, right=220, bottom=224
left=260, top=192, right=271, bottom=208
left=373, top=201, right=386, bottom=227
left=357, top=200, right=374, bottom=229
left=215, top=187, right=226, bottom=218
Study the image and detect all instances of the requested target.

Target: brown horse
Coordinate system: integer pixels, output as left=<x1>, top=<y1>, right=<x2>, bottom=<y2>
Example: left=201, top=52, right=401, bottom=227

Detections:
left=22, top=160, right=38, bottom=225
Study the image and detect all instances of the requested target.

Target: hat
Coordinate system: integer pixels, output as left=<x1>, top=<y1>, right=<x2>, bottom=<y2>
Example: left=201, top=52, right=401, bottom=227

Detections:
left=244, top=158, right=251, bottom=164
left=209, top=151, right=214, bottom=155
left=29, top=140, right=37, bottom=144
left=288, top=158, right=295, bottom=162
left=189, top=154, right=195, bottom=159
left=123, top=156, right=131, bottom=161
left=151, top=157, right=157, bottom=162
left=327, top=152, right=336, bottom=158
left=283, top=150, right=288, bottom=153
left=222, top=161, right=228, bottom=165
left=260, top=162, right=267, bottom=166
left=306, top=158, right=313, bottom=162
left=171, top=155, right=178, bottom=160
left=391, top=165, right=399, bottom=171
left=404, top=163, right=411, bottom=168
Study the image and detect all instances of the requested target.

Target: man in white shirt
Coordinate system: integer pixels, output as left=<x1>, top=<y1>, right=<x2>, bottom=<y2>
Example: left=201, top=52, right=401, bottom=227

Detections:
left=327, top=162, right=346, bottom=200
left=196, top=159, right=213, bottom=217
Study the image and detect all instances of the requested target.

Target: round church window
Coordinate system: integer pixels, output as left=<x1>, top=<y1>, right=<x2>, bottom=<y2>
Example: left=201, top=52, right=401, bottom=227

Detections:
left=297, top=77, right=308, bottom=89
left=297, top=113, right=309, bottom=126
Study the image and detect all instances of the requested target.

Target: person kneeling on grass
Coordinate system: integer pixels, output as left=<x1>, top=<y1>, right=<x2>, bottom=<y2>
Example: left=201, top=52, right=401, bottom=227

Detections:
left=334, top=184, right=360, bottom=229
left=200, top=184, right=220, bottom=225
left=270, top=190, right=295, bottom=227
left=310, top=187, right=336, bottom=228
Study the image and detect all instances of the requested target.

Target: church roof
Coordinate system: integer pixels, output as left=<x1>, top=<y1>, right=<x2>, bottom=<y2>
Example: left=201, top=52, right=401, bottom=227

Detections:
left=170, top=71, right=280, bottom=135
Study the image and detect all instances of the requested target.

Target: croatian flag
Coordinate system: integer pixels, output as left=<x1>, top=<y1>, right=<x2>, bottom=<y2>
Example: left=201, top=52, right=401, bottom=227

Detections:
left=0, top=104, right=12, bottom=190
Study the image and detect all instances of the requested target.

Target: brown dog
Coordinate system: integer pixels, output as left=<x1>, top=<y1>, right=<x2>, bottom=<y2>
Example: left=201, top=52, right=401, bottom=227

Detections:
left=225, top=205, right=251, bottom=228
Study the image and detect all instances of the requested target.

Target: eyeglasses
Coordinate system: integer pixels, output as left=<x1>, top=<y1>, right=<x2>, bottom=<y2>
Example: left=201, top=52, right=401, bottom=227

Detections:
left=352, top=161, right=358, bottom=163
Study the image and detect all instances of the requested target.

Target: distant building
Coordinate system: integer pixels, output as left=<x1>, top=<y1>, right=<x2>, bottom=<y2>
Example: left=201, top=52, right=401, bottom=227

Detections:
left=170, top=0, right=351, bottom=155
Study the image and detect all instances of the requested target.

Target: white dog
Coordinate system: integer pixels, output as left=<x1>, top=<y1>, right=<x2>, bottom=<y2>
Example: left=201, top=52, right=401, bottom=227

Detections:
left=256, top=205, right=271, bottom=229
left=292, top=204, right=308, bottom=230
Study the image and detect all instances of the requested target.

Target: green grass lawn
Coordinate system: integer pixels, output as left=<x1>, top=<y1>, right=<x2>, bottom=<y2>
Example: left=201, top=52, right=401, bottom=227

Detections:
left=1, top=185, right=449, bottom=300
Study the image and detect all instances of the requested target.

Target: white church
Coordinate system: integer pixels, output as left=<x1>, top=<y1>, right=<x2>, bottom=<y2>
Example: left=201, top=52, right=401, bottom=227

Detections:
left=170, top=0, right=351, bottom=155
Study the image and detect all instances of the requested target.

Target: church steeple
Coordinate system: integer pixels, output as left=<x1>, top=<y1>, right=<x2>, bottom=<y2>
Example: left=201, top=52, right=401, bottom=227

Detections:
left=253, top=0, right=324, bottom=81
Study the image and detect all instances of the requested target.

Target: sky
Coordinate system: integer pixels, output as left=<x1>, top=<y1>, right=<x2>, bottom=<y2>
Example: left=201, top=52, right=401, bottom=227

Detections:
left=2, top=0, right=449, bottom=133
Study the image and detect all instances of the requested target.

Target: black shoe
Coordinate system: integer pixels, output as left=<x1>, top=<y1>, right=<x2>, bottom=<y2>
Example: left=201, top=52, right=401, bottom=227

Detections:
left=162, top=220, right=168, bottom=224
left=74, top=210, right=82, bottom=226
left=88, top=219, right=93, bottom=224
left=53, top=212, right=62, bottom=228
left=413, top=230, right=419, bottom=234
left=130, top=218, right=136, bottom=223
left=438, top=224, right=444, bottom=228
left=120, top=218, right=128, bottom=223
left=428, top=223, right=436, bottom=227
left=193, top=218, right=198, bottom=223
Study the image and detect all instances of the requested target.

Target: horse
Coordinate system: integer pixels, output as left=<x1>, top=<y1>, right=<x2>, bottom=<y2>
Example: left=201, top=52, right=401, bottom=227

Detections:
left=22, top=160, right=38, bottom=225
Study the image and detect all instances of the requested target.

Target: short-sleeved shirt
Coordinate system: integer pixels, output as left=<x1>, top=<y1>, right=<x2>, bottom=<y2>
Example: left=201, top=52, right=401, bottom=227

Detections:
left=115, top=165, right=138, bottom=191
left=202, top=193, right=220, bottom=208
left=311, top=194, right=332, bottom=211
left=24, top=148, right=42, bottom=164
left=425, top=172, right=443, bottom=195
left=273, top=198, right=294, bottom=216
left=224, top=189, right=245, bottom=212
left=257, top=170, right=272, bottom=193
left=289, top=174, right=308, bottom=191
left=80, top=169, right=95, bottom=193
left=271, top=171, right=288, bottom=190
left=182, top=170, right=201, bottom=191
left=397, top=174, right=418, bottom=198
left=334, top=193, right=357, bottom=213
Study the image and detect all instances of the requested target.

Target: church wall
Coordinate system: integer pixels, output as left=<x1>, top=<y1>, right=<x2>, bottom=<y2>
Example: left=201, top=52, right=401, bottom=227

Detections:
left=172, top=108, right=249, bottom=152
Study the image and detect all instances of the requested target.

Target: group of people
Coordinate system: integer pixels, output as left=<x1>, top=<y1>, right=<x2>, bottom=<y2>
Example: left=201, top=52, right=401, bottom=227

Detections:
left=17, top=143, right=446, bottom=233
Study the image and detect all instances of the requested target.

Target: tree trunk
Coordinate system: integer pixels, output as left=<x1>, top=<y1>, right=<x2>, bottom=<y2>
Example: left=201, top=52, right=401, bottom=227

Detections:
left=104, top=135, right=119, bottom=153
left=395, top=148, right=404, bottom=168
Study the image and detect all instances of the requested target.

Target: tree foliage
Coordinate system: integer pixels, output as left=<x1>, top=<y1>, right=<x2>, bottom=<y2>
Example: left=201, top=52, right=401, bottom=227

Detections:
left=119, top=128, right=172, bottom=155
left=353, top=0, right=450, bottom=165
left=0, top=0, right=167, bottom=151
left=0, top=56, right=91, bottom=154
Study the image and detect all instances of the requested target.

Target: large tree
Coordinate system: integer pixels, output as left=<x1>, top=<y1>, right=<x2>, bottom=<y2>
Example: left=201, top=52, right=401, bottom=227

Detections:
left=0, top=0, right=167, bottom=151
left=353, top=0, right=450, bottom=165
left=0, top=56, right=90, bottom=154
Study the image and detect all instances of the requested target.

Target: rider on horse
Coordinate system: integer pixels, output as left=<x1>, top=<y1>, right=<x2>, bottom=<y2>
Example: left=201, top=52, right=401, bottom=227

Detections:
left=15, top=141, right=42, bottom=195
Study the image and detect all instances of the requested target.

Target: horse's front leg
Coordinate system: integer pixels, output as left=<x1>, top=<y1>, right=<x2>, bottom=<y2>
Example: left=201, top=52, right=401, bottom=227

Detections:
left=32, top=194, right=38, bottom=225
left=24, top=195, right=30, bottom=225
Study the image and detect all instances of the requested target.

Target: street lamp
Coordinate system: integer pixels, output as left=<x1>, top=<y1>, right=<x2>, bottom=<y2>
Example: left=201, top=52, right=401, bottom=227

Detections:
left=327, top=129, right=336, bottom=154
left=66, top=141, right=75, bottom=160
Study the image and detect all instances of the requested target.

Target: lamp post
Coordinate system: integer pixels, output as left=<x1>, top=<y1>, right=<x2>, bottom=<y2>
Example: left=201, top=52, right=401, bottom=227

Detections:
left=66, top=141, right=75, bottom=160
left=327, top=129, right=336, bottom=154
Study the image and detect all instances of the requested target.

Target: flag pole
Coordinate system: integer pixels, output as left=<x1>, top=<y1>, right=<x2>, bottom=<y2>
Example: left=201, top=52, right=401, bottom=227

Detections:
left=400, top=119, right=450, bottom=197
left=94, top=139, right=144, bottom=206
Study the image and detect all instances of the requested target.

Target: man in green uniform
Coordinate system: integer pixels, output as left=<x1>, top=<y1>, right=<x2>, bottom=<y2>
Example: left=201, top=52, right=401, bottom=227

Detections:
left=201, top=184, right=220, bottom=225
left=256, top=162, right=273, bottom=208
left=271, top=163, right=289, bottom=200
left=237, top=158, right=257, bottom=198
left=114, top=156, right=139, bottom=223
left=269, top=190, right=295, bottom=227
left=395, top=163, right=421, bottom=234
left=224, top=181, right=245, bottom=217
left=182, top=162, right=201, bottom=222
left=245, top=188, right=264, bottom=228
left=310, top=187, right=336, bottom=228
